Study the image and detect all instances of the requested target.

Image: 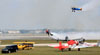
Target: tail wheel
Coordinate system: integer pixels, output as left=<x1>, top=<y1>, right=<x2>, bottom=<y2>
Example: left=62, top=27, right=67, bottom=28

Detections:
left=50, top=34, right=53, bottom=36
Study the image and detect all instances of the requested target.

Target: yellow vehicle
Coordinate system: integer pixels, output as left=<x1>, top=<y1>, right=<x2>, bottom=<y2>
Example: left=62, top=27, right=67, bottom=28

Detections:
left=13, top=42, right=35, bottom=50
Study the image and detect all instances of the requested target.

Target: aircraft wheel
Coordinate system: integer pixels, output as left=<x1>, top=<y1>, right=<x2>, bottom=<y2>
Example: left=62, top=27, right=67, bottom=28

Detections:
left=83, top=39, right=85, bottom=42
left=78, top=48, right=80, bottom=51
left=61, top=49, right=64, bottom=52
left=68, top=48, right=71, bottom=51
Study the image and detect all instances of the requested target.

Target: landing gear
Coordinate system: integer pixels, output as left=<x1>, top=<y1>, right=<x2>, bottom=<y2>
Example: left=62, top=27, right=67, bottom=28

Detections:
left=57, top=40, right=59, bottom=42
left=68, top=48, right=71, bottom=51
left=72, top=10, right=75, bottom=12
left=83, top=39, right=85, bottom=42
left=78, top=48, right=80, bottom=51
left=61, top=49, right=64, bottom=52
left=65, top=36, right=68, bottom=41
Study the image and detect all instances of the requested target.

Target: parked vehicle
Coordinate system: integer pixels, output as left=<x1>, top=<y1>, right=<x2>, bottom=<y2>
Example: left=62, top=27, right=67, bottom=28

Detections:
left=13, top=42, right=35, bottom=50
left=2, top=45, right=18, bottom=53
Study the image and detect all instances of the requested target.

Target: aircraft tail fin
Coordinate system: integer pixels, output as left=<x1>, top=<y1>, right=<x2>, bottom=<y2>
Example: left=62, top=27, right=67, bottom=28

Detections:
left=59, top=41, right=62, bottom=46
left=54, top=41, right=62, bottom=48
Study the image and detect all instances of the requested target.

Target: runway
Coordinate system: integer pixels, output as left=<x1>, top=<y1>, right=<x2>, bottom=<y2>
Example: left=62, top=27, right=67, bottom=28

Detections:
left=0, top=34, right=51, bottom=40
left=0, top=43, right=59, bottom=47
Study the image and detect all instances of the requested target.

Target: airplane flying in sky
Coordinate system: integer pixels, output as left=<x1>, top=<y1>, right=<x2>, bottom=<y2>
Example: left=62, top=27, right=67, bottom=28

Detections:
left=72, top=7, right=82, bottom=12
left=45, top=29, right=85, bottom=43
left=48, top=40, right=98, bottom=52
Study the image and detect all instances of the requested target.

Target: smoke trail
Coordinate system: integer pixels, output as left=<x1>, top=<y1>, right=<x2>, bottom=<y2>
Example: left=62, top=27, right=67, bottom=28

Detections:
left=81, top=0, right=100, bottom=11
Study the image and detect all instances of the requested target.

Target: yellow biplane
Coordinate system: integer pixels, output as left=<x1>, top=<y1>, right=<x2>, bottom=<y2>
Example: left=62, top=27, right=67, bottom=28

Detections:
left=13, top=42, right=35, bottom=50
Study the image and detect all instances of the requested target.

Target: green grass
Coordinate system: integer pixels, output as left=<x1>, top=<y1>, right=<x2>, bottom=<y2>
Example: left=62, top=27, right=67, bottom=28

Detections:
left=0, top=40, right=57, bottom=44
left=0, top=40, right=100, bottom=55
